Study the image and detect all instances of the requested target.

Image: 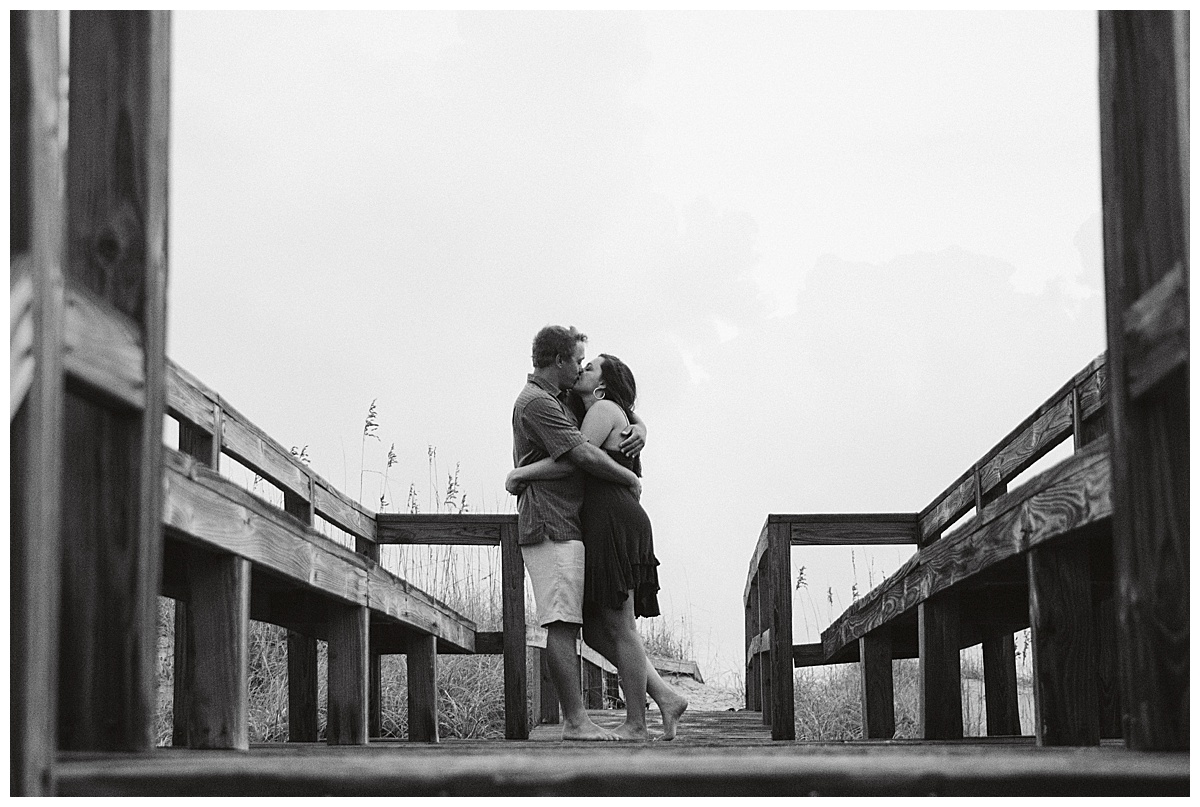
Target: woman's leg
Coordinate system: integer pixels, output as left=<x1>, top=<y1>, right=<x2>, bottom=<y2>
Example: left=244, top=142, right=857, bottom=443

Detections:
left=599, top=593, right=651, bottom=739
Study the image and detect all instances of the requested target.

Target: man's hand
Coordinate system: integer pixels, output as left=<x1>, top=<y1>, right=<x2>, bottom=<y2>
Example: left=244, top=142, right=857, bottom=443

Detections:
left=505, top=470, right=527, bottom=496
left=617, top=423, right=646, bottom=458
left=628, top=477, right=642, bottom=500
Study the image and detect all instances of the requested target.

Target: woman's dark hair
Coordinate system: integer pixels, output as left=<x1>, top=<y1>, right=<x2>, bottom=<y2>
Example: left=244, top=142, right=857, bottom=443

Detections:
left=598, top=353, right=641, bottom=477
left=531, top=325, right=587, bottom=369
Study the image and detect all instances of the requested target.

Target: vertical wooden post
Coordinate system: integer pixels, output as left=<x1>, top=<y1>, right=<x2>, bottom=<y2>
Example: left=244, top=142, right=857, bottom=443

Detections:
left=406, top=634, right=439, bottom=742
left=537, top=647, right=560, bottom=724
left=583, top=660, right=604, bottom=709
left=57, top=10, right=170, bottom=753
left=287, top=631, right=319, bottom=742
left=919, top=591, right=963, bottom=739
left=173, top=412, right=220, bottom=745
left=326, top=604, right=369, bottom=745
left=982, top=633, right=1021, bottom=736
left=1098, top=10, right=1190, bottom=752
left=767, top=520, right=795, bottom=740
left=11, top=9, right=66, bottom=794
left=349, top=536, right=384, bottom=740
left=757, top=555, right=772, bottom=726
left=859, top=631, right=895, bottom=739
left=500, top=520, right=530, bottom=739
left=1028, top=541, right=1099, bottom=746
left=745, top=576, right=761, bottom=711
left=184, top=552, right=250, bottom=749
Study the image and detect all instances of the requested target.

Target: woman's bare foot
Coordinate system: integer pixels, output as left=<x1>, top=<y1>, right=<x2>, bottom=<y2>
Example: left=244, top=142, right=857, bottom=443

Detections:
left=613, top=722, right=653, bottom=742
left=656, top=691, right=688, bottom=740
left=561, top=719, right=620, bottom=741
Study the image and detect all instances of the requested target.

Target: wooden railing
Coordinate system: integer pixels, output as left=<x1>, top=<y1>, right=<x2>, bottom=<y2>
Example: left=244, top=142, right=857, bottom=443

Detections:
left=745, top=354, right=1111, bottom=741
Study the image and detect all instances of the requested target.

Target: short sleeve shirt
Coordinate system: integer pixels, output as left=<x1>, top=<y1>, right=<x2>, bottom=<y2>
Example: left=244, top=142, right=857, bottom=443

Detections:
left=512, top=374, right=586, bottom=545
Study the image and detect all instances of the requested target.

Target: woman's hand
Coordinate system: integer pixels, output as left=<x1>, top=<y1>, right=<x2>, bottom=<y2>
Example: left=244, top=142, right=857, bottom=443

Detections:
left=628, top=477, right=642, bottom=500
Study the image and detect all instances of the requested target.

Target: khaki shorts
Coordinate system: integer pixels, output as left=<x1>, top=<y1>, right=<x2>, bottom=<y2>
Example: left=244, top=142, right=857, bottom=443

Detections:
left=521, top=539, right=585, bottom=627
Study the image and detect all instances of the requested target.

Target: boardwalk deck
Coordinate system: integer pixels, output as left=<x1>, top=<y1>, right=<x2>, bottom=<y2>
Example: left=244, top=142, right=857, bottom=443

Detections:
left=55, top=712, right=1187, bottom=796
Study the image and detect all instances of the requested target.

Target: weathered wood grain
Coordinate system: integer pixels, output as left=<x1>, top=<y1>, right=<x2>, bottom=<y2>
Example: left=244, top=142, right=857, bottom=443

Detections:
left=537, top=649, right=560, bottom=724
left=743, top=520, right=770, bottom=604
left=63, top=286, right=145, bottom=410
left=1028, top=540, right=1099, bottom=746
left=326, top=604, right=369, bottom=745
left=313, top=478, right=377, bottom=543
left=919, top=592, right=962, bottom=740
left=10, top=10, right=66, bottom=793
left=767, top=521, right=795, bottom=740
left=1123, top=261, right=1188, bottom=400
left=500, top=520, right=529, bottom=738
left=648, top=656, right=704, bottom=682
left=220, top=407, right=311, bottom=502
left=376, top=513, right=510, bottom=546
left=287, top=632, right=319, bottom=742
left=1099, top=9, right=1190, bottom=752
left=363, top=562, right=475, bottom=654
left=184, top=553, right=250, bottom=750
left=165, top=361, right=217, bottom=432
left=860, top=632, right=895, bottom=739
left=406, top=634, right=439, bottom=742
left=822, top=441, right=1112, bottom=660
left=982, top=633, right=1021, bottom=736
left=787, top=514, right=918, bottom=546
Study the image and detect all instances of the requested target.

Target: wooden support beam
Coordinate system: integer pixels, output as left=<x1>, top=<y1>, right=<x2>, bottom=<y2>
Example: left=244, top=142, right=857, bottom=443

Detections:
left=982, top=633, right=1021, bottom=736
left=184, top=553, right=250, bottom=750
left=11, top=9, right=66, bottom=794
left=171, top=603, right=190, bottom=747
left=536, top=648, right=560, bottom=725
left=406, top=634, right=439, bottom=742
left=500, top=521, right=529, bottom=739
left=582, top=660, right=605, bottom=709
left=919, top=591, right=962, bottom=740
left=376, top=513, right=510, bottom=546
left=1098, top=9, right=1189, bottom=751
left=1028, top=540, right=1099, bottom=746
left=57, top=9, right=171, bottom=754
left=1094, top=586, right=1124, bottom=739
left=286, top=631, right=319, bottom=742
left=745, top=576, right=761, bottom=710
left=326, top=605, right=369, bottom=746
left=758, top=554, right=771, bottom=726
left=859, top=632, right=895, bottom=739
left=767, top=521, right=795, bottom=739
left=368, top=649, right=382, bottom=739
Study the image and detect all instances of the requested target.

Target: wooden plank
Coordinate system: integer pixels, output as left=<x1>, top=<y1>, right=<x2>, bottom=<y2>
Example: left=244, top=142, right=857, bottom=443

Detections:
left=859, top=632, right=895, bottom=739
left=918, top=591, right=962, bottom=740
left=58, top=10, right=171, bottom=753
left=743, top=520, right=770, bottom=604
left=1123, top=261, right=1187, bottom=400
left=184, top=553, right=250, bottom=750
left=823, top=442, right=1112, bottom=660
left=10, top=10, right=66, bottom=793
left=767, top=521, right=795, bottom=740
left=406, top=634, right=439, bottom=742
left=171, top=603, right=190, bottom=747
left=648, top=656, right=703, bottom=683
left=326, top=604, right=369, bottom=745
left=363, top=562, right=476, bottom=654
left=165, top=360, right=217, bottom=431
left=220, top=406, right=311, bottom=502
left=786, top=514, right=918, bottom=546
left=538, top=648, right=560, bottom=724
left=473, top=624, right=547, bottom=655
left=744, top=576, right=759, bottom=710
left=582, top=660, right=605, bottom=709
left=1098, top=9, right=1190, bottom=752
left=757, top=555, right=771, bottom=725
left=1028, top=541, right=1099, bottom=746
left=1094, top=586, right=1123, bottom=739
left=581, top=642, right=617, bottom=675
left=368, top=650, right=382, bottom=739
left=982, top=633, right=1021, bottom=736
left=287, top=632, right=319, bottom=742
left=976, top=396, right=1074, bottom=500
left=376, top=513, right=508, bottom=546
left=179, top=418, right=218, bottom=468
left=63, top=287, right=145, bottom=410
left=313, top=477, right=377, bottom=543
left=500, top=520, right=529, bottom=739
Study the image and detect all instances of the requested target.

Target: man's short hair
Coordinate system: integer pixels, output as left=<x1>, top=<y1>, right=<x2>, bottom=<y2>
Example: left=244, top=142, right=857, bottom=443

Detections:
left=532, top=325, right=587, bottom=369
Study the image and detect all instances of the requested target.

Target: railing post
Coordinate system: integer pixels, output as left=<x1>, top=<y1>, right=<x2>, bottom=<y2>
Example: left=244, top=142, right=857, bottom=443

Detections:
left=982, top=633, right=1021, bottom=736
left=859, top=631, right=895, bottom=739
left=406, top=634, right=439, bottom=742
left=919, top=590, right=963, bottom=739
left=287, top=631, right=319, bottom=742
left=745, top=575, right=761, bottom=712
left=326, top=604, right=369, bottom=745
left=11, top=10, right=66, bottom=792
left=537, top=647, right=560, bottom=724
left=500, top=520, right=530, bottom=739
left=184, top=551, right=251, bottom=749
left=57, top=10, right=170, bottom=753
left=766, top=519, right=795, bottom=740
left=757, top=554, right=772, bottom=726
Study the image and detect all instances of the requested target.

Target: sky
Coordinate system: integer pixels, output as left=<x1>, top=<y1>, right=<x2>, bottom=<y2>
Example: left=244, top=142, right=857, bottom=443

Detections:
left=166, top=10, right=1108, bottom=681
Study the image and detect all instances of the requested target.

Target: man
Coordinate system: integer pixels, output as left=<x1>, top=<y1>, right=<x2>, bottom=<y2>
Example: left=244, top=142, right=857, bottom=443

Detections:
left=511, top=325, right=644, bottom=741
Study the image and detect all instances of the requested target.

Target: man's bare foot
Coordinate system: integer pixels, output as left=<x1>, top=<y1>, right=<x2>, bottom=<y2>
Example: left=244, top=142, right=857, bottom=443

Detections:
left=561, top=719, right=619, bottom=741
left=656, top=691, right=688, bottom=740
left=613, top=722, right=653, bottom=742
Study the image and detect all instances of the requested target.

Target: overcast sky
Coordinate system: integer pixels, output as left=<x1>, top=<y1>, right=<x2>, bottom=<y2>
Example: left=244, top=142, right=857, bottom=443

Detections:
left=166, top=10, right=1107, bottom=680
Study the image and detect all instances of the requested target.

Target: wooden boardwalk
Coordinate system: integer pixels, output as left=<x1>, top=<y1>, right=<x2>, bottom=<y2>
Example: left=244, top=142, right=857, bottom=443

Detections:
left=55, top=711, right=1188, bottom=796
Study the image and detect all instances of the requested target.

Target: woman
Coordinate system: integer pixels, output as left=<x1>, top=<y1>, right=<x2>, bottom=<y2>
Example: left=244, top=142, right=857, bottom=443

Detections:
left=507, top=354, right=687, bottom=741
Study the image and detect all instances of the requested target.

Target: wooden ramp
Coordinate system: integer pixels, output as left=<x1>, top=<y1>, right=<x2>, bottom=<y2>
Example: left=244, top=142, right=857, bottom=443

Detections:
left=55, top=711, right=1187, bottom=796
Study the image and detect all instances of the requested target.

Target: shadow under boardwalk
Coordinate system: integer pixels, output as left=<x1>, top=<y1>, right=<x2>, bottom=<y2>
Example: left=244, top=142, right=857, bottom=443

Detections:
left=56, top=711, right=1188, bottom=796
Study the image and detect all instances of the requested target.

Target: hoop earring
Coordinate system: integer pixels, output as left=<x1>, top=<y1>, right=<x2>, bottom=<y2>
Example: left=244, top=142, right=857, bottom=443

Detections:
left=594, top=387, right=606, bottom=400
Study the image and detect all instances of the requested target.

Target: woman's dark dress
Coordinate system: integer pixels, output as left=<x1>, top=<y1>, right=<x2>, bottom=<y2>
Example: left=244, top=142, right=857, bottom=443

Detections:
left=581, top=448, right=661, bottom=617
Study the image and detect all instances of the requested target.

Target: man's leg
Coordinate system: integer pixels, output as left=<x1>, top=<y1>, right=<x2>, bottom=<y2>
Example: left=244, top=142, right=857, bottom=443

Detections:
left=544, top=621, right=616, bottom=740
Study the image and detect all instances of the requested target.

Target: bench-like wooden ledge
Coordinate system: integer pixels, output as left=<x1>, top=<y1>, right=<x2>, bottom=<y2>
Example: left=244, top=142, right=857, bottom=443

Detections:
left=162, top=447, right=475, bottom=653
left=819, top=438, right=1112, bottom=664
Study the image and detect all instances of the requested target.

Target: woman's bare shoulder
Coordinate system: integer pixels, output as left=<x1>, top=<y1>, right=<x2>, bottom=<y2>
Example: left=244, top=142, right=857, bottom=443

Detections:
left=584, top=399, right=626, bottom=424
